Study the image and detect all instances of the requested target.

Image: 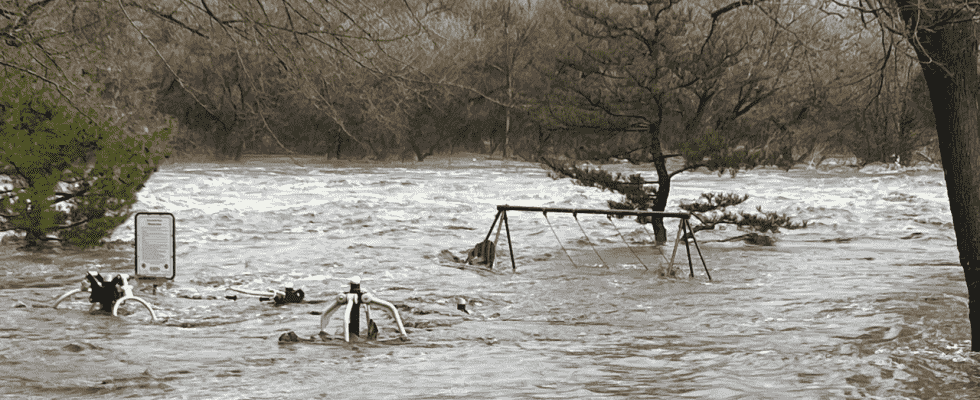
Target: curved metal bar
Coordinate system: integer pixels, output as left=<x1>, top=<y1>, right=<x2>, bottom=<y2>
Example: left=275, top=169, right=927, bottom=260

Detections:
left=361, top=292, right=408, bottom=338
left=112, top=274, right=158, bottom=321
left=319, top=294, right=348, bottom=332
left=112, top=296, right=158, bottom=321
left=52, top=289, right=86, bottom=309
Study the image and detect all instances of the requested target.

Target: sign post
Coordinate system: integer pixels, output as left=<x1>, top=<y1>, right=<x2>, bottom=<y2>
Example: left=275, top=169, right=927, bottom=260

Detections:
left=135, top=212, right=176, bottom=280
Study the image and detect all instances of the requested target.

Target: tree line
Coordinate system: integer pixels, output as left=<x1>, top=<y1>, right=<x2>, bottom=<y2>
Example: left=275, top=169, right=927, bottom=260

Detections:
left=0, top=0, right=941, bottom=165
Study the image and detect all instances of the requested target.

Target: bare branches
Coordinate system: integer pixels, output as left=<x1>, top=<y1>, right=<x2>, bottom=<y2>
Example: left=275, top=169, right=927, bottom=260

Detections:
left=0, top=60, right=66, bottom=91
left=703, top=0, right=766, bottom=53
left=122, top=1, right=207, bottom=38
left=116, top=0, right=219, bottom=122
left=711, top=0, right=761, bottom=20
left=0, top=0, right=57, bottom=47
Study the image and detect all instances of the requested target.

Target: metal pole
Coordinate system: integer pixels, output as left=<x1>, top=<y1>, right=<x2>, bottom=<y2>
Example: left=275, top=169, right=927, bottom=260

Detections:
left=343, top=297, right=354, bottom=342
left=496, top=205, right=690, bottom=218
left=668, top=218, right=684, bottom=273
left=491, top=212, right=505, bottom=269
left=685, top=220, right=712, bottom=281
left=504, top=211, right=516, bottom=271
left=484, top=210, right=502, bottom=242
left=347, top=279, right=361, bottom=339
left=682, top=220, right=694, bottom=278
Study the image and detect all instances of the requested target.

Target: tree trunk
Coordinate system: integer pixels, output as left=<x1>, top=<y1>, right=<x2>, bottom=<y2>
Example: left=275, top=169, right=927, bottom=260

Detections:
left=22, top=203, right=45, bottom=248
left=897, top=1, right=980, bottom=350
left=503, top=2, right=512, bottom=160
left=504, top=103, right=511, bottom=159
left=24, top=228, right=43, bottom=248
left=648, top=122, right=669, bottom=243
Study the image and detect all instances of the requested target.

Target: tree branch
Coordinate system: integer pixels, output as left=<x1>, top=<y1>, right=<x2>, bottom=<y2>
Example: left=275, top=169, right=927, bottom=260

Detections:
left=121, top=1, right=208, bottom=38
left=703, top=0, right=766, bottom=54
left=0, top=0, right=57, bottom=47
left=56, top=217, right=92, bottom=230
left=710, top=0, right=765, bottom=20
left=53, top=187, right=89, bottom=204
left=669, top=163, right=706, bottom=178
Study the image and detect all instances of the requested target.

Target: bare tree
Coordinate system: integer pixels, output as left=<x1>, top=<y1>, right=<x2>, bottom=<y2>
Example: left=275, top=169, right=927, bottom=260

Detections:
left=541, top=0, right=830, bottom=241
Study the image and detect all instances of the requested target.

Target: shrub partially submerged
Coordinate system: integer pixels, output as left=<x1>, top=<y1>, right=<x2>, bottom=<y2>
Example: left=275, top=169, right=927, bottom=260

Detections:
left=0, top=73, right=170, bottom=248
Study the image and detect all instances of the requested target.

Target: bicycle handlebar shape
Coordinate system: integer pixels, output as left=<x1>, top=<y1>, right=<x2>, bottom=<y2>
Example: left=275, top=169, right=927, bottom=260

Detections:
left=53, top=272, right=157, bottom=322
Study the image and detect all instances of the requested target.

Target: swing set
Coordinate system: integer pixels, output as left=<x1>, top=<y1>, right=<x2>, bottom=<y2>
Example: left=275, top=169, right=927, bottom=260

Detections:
left=482, top=205, right=711, bottom=280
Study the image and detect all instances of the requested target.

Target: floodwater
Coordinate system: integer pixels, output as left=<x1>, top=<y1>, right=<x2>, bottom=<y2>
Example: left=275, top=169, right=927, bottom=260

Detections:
left=1, top=155, right=978, bottom=399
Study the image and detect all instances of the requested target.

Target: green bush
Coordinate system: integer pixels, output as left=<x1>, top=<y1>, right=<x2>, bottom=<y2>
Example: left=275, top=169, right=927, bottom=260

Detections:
left=0, top=73, right=170, bottom=248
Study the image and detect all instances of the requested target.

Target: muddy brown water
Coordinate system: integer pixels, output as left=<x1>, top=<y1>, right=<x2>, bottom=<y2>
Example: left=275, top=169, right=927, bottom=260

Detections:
left=1, top=155, right=977, bottom=399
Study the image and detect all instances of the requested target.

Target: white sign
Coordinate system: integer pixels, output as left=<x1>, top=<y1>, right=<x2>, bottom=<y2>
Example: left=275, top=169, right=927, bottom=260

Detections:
left=135, top=212, right=175, bottom=279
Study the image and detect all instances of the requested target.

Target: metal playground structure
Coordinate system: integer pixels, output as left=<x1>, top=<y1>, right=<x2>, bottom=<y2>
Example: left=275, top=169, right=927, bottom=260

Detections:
left=51, top=212, right=173, bottom=322
left=319, top=276, right=408, bottom=342
left=53, top=271, right=158, bottom=321
left=482, top=205, right=711, bottom=280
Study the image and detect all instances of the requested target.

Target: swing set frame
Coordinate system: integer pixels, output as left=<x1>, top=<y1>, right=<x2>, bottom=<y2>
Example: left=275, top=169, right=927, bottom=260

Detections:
left=483, top=205, right=710, bottom=280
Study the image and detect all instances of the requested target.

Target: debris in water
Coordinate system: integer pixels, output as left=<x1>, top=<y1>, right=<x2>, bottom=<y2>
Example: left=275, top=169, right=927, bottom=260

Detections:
left=278, top=331, right=300, bottom=342
left=721, top=232, right=776, bottom=246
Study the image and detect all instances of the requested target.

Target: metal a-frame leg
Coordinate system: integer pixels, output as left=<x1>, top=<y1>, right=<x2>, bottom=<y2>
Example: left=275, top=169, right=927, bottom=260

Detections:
left=668, top=219, right=685, bottom=274
left=483, top=210, right=502, bottom=242
left=685, top=219, right=712, bottom=281
left=504, top=211, right=516, bottom=271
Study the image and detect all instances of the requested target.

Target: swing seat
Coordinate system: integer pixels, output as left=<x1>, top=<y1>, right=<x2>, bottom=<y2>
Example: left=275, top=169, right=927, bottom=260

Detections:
left=464, top=240, right=496, bottom=266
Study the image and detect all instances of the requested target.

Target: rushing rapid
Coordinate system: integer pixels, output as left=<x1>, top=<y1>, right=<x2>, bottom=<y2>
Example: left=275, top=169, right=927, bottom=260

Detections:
left=1, top=155, right=977, bottom=399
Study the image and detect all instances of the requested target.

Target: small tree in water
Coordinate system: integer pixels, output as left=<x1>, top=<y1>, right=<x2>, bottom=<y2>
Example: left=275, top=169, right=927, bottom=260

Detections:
left=543, top=155, right=807, bottom=244
left=542, top=128, right=783, bottom=242
left=0, top=74, right=170, bottom=248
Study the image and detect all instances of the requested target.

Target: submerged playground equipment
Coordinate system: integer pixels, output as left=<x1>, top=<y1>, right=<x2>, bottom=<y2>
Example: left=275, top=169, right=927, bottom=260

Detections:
left=227, top=286, right=306, bottom=305
left=483, top=205, right=711, bottom=279
left=319, top=276, right=408, bottom=342
left=52, top=272, right=158, bottom=321
left=51, top=213, right=172, bottom=322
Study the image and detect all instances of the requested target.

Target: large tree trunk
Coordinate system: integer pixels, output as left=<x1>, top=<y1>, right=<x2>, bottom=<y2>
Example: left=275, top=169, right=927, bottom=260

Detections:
left=896, top=1, right=980, bottom=350
left=649, top=121, right=670, bottom=243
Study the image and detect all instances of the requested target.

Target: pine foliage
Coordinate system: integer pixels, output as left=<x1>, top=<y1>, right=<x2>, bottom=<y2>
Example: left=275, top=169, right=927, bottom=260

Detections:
left=542, top=158, right=660, bottom=224
left=678, top=192, right=808, bottom=234
left=0, top=73, right=170, bottom=248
